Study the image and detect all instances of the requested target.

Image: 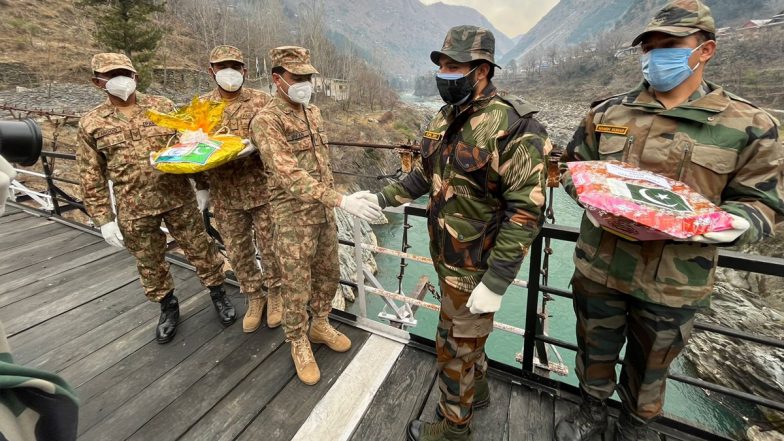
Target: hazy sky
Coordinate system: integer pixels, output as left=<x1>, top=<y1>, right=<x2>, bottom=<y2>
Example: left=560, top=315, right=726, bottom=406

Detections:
left=420, top=0, right=560, bottom=38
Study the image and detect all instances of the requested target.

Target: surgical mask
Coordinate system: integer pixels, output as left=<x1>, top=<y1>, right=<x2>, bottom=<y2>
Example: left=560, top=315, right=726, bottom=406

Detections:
left=280, top=78, right=312, bottom=106
left=640, top=43, right=704, bottom=92
left=214, top=68, right=244, bottom=92
left=435, top=67, right=478, bottom=106
left=104, top=76, right=136, bottom=101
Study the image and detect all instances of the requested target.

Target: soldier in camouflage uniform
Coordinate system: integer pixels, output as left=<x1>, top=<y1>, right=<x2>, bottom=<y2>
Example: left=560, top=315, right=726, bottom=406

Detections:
left=77, top=53, right=236, bottom=345
left=371, top=26, right=551, bottom=441
left=555, top=2, right=784, bottom=440
left=193, top=45, right=282, bottom=333
left=250, top=46, right=382, bottom=385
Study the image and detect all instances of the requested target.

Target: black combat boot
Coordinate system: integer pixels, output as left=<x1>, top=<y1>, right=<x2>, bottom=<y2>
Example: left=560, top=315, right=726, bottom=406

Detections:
left=407, top=418, right=472, bottom=441
left=156, top=291, right=179, bottom=344
left=209, top=285, right=236, bottom=326
left=554, top=392, right=608, bottom=441
left=614, top=410, right=660, bottom=441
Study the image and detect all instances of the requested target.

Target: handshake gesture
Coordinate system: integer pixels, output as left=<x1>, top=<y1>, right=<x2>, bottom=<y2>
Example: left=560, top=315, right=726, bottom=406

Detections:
left=339, top=190, right=384, bottom=223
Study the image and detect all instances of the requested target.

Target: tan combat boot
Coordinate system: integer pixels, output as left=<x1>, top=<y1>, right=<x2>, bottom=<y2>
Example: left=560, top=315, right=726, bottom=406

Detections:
left=290, top=336, right=320, bottom=385
left=242, top=292, right=266, bottom=333
left=308, top=318, right=351, bottom=352
left=266, top=290, right=283, bottom=328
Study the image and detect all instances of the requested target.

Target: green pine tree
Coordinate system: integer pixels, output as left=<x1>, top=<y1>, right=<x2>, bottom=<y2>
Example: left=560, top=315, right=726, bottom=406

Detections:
left=78, top=0, right=166, bottom=90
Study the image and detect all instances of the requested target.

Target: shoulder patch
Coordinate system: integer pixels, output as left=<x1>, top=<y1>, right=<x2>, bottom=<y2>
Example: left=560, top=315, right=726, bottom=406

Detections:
left=496, top=94, right=538, bottom=117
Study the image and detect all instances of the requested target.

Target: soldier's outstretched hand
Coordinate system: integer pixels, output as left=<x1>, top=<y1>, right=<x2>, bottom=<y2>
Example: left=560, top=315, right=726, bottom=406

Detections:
left=688, top=214, right=750, bottom=244
left=340, top=191, right=383, bottom=222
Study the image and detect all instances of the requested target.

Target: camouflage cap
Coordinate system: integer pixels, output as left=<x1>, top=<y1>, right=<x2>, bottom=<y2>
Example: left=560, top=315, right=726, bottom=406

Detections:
left=632, top=0, right=716, bottom=46
left=91, top=53, right=136, bottom=74
left=430, top=25, right=500, bottom=68
left=269, top=46, right=318, bottom=76
left=209, top=45, right=244, bottom=65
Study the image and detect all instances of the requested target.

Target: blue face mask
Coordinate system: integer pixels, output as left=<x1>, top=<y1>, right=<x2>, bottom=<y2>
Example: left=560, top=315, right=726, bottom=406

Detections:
left=640, top=43, right=703, bottom=92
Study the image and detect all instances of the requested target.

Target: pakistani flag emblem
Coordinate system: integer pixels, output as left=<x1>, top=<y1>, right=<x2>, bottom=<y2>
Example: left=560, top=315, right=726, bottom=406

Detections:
left=626, top=183, right=693, bottom=213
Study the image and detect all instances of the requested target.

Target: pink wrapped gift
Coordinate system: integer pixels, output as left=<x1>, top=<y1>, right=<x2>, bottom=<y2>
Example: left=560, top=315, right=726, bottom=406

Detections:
left=568, top=160, right=734, bottom=241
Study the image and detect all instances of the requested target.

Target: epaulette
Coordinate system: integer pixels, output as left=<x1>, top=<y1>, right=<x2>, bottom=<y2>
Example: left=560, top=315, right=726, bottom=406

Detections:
left=589, top=92, right=627, bottom=109
left=497, top=94, right=539, bottom=118
left=723, top=89, right=781, bottom=126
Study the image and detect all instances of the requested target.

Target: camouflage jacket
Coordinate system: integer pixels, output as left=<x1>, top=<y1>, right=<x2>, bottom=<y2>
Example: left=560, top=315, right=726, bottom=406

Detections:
left=250, top=97, right=341, bottom=225
left=378, top=84, right=550, bottom=294
left=77, top=93, right=196, bottom=226
left=0, top=321, right=78, bottom=440
left=194, top=88, right=272, bottom=210
left=561, top=81, right=784, bottom=308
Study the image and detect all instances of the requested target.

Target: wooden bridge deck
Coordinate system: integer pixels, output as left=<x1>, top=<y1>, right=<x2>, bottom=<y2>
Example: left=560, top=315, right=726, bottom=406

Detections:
left=0, top=205, right=715, bottom=441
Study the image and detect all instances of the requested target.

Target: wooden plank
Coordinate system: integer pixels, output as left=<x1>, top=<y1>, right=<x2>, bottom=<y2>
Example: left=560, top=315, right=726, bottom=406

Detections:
left=0, top=247, right=131, bottom=309
left=507, top=386, right=555, bottom=441
left=291, top=334, right=404, bottom=441
left=76, top=311, right=252, bottom=441
left=126, top=324, right=287, bottom=441
left=234, top=325, right=371, bottom=441
left=52, top=279, right=214, bottom=387
left=0, top=211, right=29, bottom=225
left=0, top=221, right=64, bottom=251
left=0, top=214, right=50, bottom=233
left=76, top=305, right=228, bottom=434
left=420, top=369, right=443, bottom=422
left=0, top=252, right=139, bottom=335
left=0, top=228, right=83, bottom=276
left=175, top=335, right=300, bottom=441
left=1, top=205, right=22, bottom=215
left=349, top=345, right=436, bottom=441
left=471, top=375, right=513, bottom=441
left=0, top=241, right=118, bottom=292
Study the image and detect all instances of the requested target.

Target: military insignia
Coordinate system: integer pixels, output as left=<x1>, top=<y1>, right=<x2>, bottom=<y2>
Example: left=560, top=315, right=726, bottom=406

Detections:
left=142, top=121, right=157, bottom=127
left=595, top=124, right=629, bottom=136
left=423, top=131, right=443, bottom=141
left=95, top=128, right=122, bottom=138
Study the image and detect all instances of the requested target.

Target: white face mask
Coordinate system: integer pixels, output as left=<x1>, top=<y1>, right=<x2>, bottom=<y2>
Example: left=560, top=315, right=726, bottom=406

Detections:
left=214, top=68, right=244, bottom=92
left=281, top=78, right=312, bottom=106
left=104, top=76, right=136, bottom=101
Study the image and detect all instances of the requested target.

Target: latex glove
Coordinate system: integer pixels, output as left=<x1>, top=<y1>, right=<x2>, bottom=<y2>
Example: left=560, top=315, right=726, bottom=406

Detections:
left=585, top=210, right=600, bottom=228
left=0, top=156, right=16, bottom=217
left=467, top=282, right=503, bottom=314
left=237, top=139, right=256, bottom=159
left=339, top=191, right=383, bottom=222
left=100, top=221, right=124, bottom=248
left=196, top=189, right=210, bottom=211
left=689, top=214, right=750, bottom=244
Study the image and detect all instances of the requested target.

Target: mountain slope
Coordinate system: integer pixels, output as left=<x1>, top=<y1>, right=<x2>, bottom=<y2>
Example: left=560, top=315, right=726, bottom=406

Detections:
left=501, top=0, right=784, bottom=64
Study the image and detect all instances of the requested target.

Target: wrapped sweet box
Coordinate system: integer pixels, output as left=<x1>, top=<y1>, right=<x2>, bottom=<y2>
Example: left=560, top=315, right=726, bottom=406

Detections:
left=567, top=160, right=734, bottom=241
left=146, top=97, right=245, bottom=173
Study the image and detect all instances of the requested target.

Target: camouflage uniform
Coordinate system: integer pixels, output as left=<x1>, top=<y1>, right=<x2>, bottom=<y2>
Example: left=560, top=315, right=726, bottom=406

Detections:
left=194, top=45, right=280, bottom=301
left=250, top=47, right=342, bottom=342
left=560, top=0, right=784, bottom=421
left=78, top=53, right=225, bottom=302
left=379, top=26, right=550, bottom=425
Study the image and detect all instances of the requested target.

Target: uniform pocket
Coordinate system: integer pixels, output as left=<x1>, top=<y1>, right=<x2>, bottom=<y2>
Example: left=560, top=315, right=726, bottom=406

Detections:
left=452, top=315, right=493, bottom=338
left=96, top=132, right=126, bottom=169
left=683, top=144, right=737, bottom=202
left=442, top=213, right=488, bottom=270
left=597, top=135, right=629, bottom=160
left=454, top=141, right=491, bottom=172
left=654, top=243, right=716, bottom=287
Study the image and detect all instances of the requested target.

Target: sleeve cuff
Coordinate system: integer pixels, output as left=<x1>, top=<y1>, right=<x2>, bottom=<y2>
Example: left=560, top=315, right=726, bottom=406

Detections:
left=321, top=189, right=343, bottom=209
left=93, top=213, right=115, bottom=227
left=481, top=268, right=511, bottom=296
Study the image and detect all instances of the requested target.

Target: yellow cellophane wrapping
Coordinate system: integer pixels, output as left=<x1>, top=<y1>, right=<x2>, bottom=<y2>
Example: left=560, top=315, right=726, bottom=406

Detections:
left=146, top=97, right=245, bottom=173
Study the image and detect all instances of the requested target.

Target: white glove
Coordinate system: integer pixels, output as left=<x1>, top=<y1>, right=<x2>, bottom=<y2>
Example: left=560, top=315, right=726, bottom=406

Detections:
left=585, top=210, right=600, bottom=228
left=196, top=189, right=210, bottom=211
left=354, top=190, right=381, bottom=205
left=0, top=156, right=16, bottom=217
left=237, top=139, right=256, bottom=159
left=100, top=221, right=124, bottom=248
left=467, top=282, right=503, bottom=314
left=339, top=191, right=383, bottom=222
left=689, top=214, right=750, bottom=244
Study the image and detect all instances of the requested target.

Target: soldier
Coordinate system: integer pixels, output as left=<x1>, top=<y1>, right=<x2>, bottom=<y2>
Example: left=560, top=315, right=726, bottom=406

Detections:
left=556, top=1, right=784, bottom=440
left=193, top=45, right=282, bottom=333
left=368, top=26, right=550, bottom=441
left=77, top=53, right=236, bottom=345
left=250, top=46, right=382, bottom=385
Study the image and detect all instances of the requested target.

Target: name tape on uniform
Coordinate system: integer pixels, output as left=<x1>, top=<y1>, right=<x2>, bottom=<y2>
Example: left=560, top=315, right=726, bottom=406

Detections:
left=595, top=124, right=629, bottom=136
left=423, top=131, right=443, bottom=141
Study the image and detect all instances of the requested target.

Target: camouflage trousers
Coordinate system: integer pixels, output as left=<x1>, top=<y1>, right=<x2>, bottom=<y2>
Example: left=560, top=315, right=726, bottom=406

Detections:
left=213, top=202, right=281, bottom=298
left=571, top=270, right=696, bottom=421
left=436, top=279, right=494, bottom=425
left=119, top=202, right=225, bottom=302
left=274, top=219, right=339, bottom=341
